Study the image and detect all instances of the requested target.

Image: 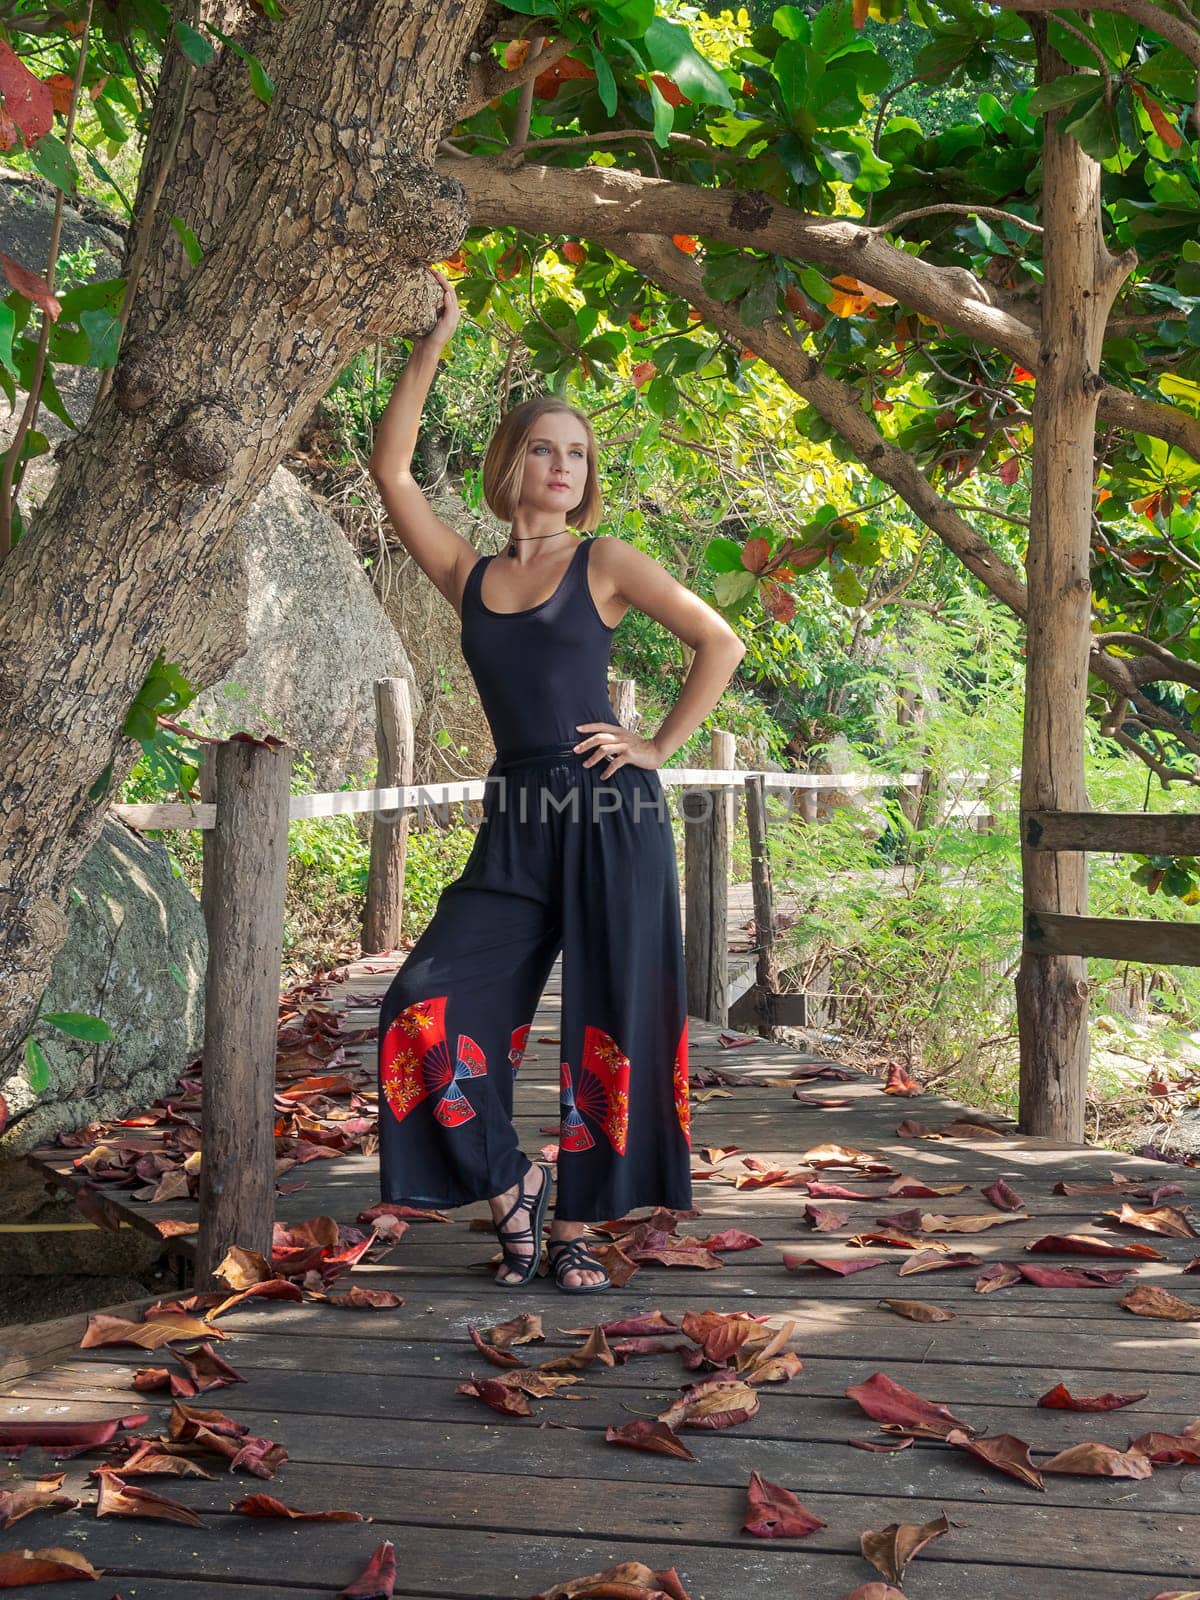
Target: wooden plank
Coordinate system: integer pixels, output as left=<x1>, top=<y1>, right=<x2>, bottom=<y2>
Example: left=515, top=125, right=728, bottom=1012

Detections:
left=10, top=1364, right=1195, bottom=1470
left=1026, top=909, right=1200, bottom=965
left=0, top=1291, right=167, bottom=1384
left=1025, top=808, right=1200, bottom=855
left=31, top=1327, right=1200, bottom=1411
left=20, top=1456, right=1200, bottom=1579
left=17, top=1519, right=1185, bottom=1600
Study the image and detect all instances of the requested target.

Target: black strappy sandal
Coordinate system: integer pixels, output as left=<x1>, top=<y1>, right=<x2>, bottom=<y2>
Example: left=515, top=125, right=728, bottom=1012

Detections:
left=493, top=1162, right=552, bottom=1287
left=547, top=1236, right=612, bottom=1295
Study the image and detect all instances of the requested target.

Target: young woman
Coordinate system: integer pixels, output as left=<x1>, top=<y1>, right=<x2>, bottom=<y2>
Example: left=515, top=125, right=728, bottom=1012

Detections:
left=368, top=268, right=745, bottom=1294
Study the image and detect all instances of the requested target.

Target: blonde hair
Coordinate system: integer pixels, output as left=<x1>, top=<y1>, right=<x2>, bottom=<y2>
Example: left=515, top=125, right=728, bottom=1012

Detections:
left=482, top=395, right=603, bottom=531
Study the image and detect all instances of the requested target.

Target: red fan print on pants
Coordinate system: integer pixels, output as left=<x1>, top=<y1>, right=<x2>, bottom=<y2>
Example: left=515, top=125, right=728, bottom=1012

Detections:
left=509, top=1022, right=532, bottom=1076
left=673, top=1017, right=690, bottom=1146
left=559, top=1025, right=630, bottom=1155
left=380, top=994, right=487, bottom=1128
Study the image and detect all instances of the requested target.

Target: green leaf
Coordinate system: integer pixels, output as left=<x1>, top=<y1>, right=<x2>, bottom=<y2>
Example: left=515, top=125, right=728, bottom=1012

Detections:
left=29, top=134, right=79, bottom=197
left=713, top=569, right=758, bottom=606
left=740, top=273, right=779, bottom=327
left=204, top=23, right=275, bottom=103
left=1028, top=76, right=1102, bottom=115
left=586, top=39, right=618, bottom=115
left=24, top=1036, right=50, bottom=1093
left=40, top=1010, right=114, bottom=1043
left=1065, top=89, right=1120, bottom=162
left=829, top=563, right=868, bottom=605
left=0, top=301, right=15, bottom=378
left=771, top=6, right=811, bottom=42
left=642, top=16, right=733, bottom=108
left=773, top=39, right=809, bottom=120
left=81, top=307, right=122, bottom=369
left=170, top=216, right=203, bottom=266
left=648, top=74, right=673, bottom=147
left=706, top=536, right=747, bottom=573
left=173, top=20, right=215, bottom=65
left=702, top=252, right=767, bottom=302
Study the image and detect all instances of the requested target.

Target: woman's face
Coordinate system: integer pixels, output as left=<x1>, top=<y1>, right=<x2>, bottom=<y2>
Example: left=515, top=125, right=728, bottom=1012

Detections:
left=519, top=412, right=590, bottom=516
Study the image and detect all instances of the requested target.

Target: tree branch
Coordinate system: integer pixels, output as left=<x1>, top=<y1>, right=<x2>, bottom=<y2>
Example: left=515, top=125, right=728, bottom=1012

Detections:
left=875, top=204, right=1043, bottom=235
left=459, top=32, right=574, bottom=122
left=437, top=155, right=1200, bottom=464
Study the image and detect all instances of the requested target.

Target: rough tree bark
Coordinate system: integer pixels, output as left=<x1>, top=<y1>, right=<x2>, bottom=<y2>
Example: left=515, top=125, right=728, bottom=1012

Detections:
left=1015, top=28, right=1135, bottom=1141
left=0, top=0, right=491, bottom=1073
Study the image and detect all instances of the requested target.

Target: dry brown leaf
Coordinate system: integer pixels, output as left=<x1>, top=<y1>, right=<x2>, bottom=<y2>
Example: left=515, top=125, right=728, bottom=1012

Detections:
left=485, top=1312, right=544, bottom=1347
left=879, top=1299, right=956, bottom=1323
left=95, top=1472, right=204, bottom=1527
left=919, top=1211, right=1030, bottom=1232
left=0, top=1474, right=77, bottom=1528
left=1103, top=1203, right=1198, bottom=1239
left=946, top=1428, right=1043, bottom=1489
left=1040, top=1442, right=1153, bottom=1479
left=861, top=1512, right=950, bottom=1582
left=539, top=1325, right=616, bottom=1372
left=1120, top=1284, right=1200, bottom=1321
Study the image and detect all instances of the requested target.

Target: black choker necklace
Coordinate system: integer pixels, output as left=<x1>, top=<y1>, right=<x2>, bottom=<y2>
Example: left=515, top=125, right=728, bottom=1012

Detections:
left=505, top=528, right=570, bottom=557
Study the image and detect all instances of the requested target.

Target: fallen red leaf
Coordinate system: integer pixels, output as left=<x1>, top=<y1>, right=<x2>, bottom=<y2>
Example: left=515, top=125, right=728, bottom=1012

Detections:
left=81, top=1313, right=220, bottom=1349
left=883, top=1064, right=923, bottom=1095
left=534, top=1561, right=692, bottom=1599
left=486, top=1312, right=545, bottom=1346
left=0, top=1414, right=147, bottom=1453
left=0, top=1473, right=77, bottom=1528
left=0, top=1547, right=103, bottom=1585
left=659, top=1375, right=760, bottom=1431
left=946, top=1428, right=1042, bottom=1489
left=1127, top=1431, right=1200, bottom=1464
left=1040, top=1442, right=1153, bottom=1478
left=604, top=1420, right=697, bottom=1461
left=805, top=1204, right=851, bottom=1231
left=886, top=1177, right=968, bottom=1199
left=879, top=1298, right=955, bottom=1322
left=861, top=1512, right=949, bottom=1581
left=1025, top=1233, right=1162, bottom=1259
left=1121, top=1284, right=1200, bottom=1321
left=784, top=1253, right=888, bottom=1275
left=919, top=1211, right=1029, bottom=1232
left=1103, top=1203, right=1198, bottom=1239
left=898, top=1250, right=983, bottom=1276
left=680, top=1310, right=760, bottom=1364
left=539, top=1326, right=616, bottom=1372
left=742, top=1471, right=826, bottom=1538
left=805, top=1181, right=880, bottom=1200
left=468, top=1324, right=526, bottom=1369
left=1037, top=1383, right=1147, bottom=1411
left=565, top=1313, right=673, bottom=1339
left=844, top=1374, right=972, bottom=1440
left=96, top=1472, right=204, bottom=1526
left=845, top=1587, right=907, bottom=1600
left=314, top=1287, right=404, bottom=1309
left=336, top=1539, right=397, bottom=1599
left=1018, top=1263, right=1134, bottom=1288
left=232, top=1493, right=365, bottom=1519
left=699, top=1229, right=762, bottom=1252
left=982, top=1178, right=1025, bottom=1211
left=457, top=1378, right=533, bottom=1416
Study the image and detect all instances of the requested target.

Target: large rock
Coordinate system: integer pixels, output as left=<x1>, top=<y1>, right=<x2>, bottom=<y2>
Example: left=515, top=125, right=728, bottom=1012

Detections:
left=0, top=819, right=206, bottom=1159
left=189, top=465, right=422, bottom=788
left=1, top=167, right=422, bottom=789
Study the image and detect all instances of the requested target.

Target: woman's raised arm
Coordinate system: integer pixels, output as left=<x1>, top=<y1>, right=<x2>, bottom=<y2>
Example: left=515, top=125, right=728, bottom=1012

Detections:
left=368, top=269, right=479, bottom=613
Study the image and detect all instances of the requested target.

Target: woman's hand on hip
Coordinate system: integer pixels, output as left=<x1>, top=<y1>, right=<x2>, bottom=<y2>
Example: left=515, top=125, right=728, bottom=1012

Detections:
left=574, top=723, right=663, bottom=778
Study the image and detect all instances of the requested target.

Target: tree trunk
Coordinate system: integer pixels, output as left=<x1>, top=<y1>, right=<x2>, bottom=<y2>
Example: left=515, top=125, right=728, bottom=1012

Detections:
left=0, top=0, right=487, bottom=1075
left=1015, top=30, right=1135, bottom=1141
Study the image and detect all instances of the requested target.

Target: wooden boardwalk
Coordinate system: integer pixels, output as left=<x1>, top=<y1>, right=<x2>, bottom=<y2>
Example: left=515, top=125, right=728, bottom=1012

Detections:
left=4, top=949, right=1200, bottom=1599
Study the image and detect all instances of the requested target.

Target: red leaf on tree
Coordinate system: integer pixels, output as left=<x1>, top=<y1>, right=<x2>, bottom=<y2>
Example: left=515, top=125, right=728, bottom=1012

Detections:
left=997, top=455, right=1021, bottom=486
left=0, top=41, right=55, bottom=141
left=1133, top=84, right=1183, bottom=149
left=1037, top=1383, right=1147, bottom=1411
left=742, top=1471, right=826, bottom=1538
left=0, top=252, right=61, bottom=321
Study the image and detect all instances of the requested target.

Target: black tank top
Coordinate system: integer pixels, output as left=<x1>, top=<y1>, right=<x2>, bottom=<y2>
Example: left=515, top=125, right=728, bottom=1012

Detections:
left=460, top=536, right=619, bottom=761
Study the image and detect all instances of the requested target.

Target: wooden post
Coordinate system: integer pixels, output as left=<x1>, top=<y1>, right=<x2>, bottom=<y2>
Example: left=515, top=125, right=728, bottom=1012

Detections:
left=683, top=730, right=733, bottom=1025
left=792, top=782, right=817, bottom=825
left=609, top=676, right=639, bottom=731
left=744, top=773, right=780, bottom=1038
left=362, top=677, right=413, bottom=955
left=196, top=736, right=292, bottom=1290
left=1015, top=28, right=1133, bottom=1142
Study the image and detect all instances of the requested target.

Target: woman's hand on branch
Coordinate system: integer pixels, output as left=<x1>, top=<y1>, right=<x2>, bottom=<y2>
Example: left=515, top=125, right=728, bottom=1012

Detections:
left=416, top=266, right=461, bottom=353
left=574, top=723, right=664, bottom=778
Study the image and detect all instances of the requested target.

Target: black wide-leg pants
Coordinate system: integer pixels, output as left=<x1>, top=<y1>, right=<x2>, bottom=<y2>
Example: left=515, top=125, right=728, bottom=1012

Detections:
left=376, top=742, right=692, bottom=1223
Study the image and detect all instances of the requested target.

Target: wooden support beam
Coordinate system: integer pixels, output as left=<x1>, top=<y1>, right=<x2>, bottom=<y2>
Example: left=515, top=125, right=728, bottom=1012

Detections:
left=744, top=774, right=780, bottom=1039
left=196, top=737, right=291, bottom=1290
left=362, top=677, right=413, bottom=956
left=1025, top=911, right=1200, bottom=966
left=1025, top=810, right=1200, bottom=855
left=683, top=730, right=734, bottom=1025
